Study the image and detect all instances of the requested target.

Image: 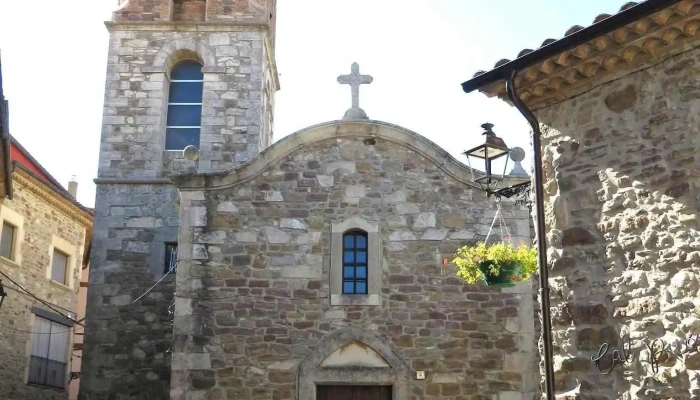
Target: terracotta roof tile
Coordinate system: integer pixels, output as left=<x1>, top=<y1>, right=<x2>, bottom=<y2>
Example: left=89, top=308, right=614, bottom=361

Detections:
left=565, top=25, right=585, bottom=36
left=594, top=13, right=613, bottom=23
left=470, top=0, right=700, bottom=106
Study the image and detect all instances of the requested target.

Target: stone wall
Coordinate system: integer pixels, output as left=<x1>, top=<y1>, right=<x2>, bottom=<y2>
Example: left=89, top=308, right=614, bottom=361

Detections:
left=171, top=123, right=539, bottom=400
left=114, top=0, right=273, bottom=23
left=80, top=183, right=179, bottom=399
left=113, top=0, right=172, bottom=22
left=99, top=24, right=277, bottom=178
left=173, top=0, right=207, bottom=22
left=535, top=44, right=700, bottom=398
left=82, top=5, right=279, bottom=398
left=0, top=173, right=89, bottom=400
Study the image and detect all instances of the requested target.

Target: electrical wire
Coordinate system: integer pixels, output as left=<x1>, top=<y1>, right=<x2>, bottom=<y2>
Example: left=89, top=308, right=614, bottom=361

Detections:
left=2, top=284, right=77, bottom=315
left=1, top=260, right=177, bottom=336
left=131, top=261, right=178, bottom=304
left=0, top=269, right=84, bottom=327
left=2, top=323, right=77, bottom=335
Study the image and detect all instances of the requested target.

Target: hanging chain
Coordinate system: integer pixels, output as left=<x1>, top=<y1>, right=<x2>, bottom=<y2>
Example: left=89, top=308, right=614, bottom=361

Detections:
left=484, top=198, right=513, bottom=244
left=484, top=199, right=501, bottom=245
left=499, top=205, right=512, bottom=243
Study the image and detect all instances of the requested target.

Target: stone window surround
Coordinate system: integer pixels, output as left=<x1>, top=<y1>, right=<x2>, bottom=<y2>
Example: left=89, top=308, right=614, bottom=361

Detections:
left=140, top=39, right=227, bottom=158
left=46, top=235, right=77, bottom=291
left=0, top=204, right=24, bottom=266
left=297, top=326, right=409, bottom=400
left=330, top=216, right=381, bottom=306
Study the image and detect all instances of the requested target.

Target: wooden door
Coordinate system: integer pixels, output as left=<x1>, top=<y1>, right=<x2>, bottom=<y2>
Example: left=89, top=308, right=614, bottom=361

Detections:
left=317, top=385, right=392, bottom=400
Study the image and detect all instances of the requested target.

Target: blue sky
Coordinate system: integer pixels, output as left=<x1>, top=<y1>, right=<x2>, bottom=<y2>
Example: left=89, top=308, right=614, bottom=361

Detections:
left=0, top=0, right=630, bottom=207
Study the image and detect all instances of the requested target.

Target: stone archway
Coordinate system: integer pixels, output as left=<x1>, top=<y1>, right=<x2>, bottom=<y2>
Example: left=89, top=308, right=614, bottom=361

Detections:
left=296, top=327, right=410, bottom=400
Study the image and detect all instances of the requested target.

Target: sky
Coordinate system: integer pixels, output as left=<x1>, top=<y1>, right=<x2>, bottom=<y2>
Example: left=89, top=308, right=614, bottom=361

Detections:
left=0, top=0, right=631, bottom=208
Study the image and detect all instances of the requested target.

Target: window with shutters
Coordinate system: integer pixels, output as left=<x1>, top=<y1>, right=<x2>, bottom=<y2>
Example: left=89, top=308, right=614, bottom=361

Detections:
left=0, top=221, right=16, bottom=260
left=165, top=59, right=203, bottom=151
left=47, top=236, right=77, bottom=289
left=28, top=316, right=70, bottom=389
left=51, top=249, right=69, bottom=285
left=0, top=205, right=24, bottom=265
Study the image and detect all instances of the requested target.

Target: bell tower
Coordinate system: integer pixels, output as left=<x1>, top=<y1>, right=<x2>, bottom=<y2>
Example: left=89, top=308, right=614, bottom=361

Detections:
left=102, top=0, right=278, bottom=175
left=81, top=1, right=278, bottom=398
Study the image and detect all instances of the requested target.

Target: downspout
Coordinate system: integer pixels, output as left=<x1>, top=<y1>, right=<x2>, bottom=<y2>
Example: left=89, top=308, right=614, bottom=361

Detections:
left=505, top=70, right=555, bottom=400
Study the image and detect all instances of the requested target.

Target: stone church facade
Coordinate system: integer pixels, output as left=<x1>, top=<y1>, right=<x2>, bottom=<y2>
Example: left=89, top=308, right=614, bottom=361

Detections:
left=170, top=121, right=537, bottom=399
left=81, top=1, right=538, bottom=399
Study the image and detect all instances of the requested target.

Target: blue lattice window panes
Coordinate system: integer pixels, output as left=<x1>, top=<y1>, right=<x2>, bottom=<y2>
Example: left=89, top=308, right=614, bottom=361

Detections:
left=342, top=231, right=368, bottom=294
left=165, top=60, right=203, bottom=150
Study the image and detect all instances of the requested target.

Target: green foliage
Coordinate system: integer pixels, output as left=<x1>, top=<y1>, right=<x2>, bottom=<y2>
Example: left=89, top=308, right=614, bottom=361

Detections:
left=453, top=242, right=537, bottom=285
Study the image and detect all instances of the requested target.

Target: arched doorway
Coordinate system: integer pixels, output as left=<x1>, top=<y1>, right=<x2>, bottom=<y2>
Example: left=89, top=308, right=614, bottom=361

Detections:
left=296, top=327, right=410, bottom=400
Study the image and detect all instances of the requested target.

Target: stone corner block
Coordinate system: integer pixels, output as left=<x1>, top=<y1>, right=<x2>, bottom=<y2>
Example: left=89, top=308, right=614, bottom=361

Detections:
left=171, top=352, right=211, bottom=371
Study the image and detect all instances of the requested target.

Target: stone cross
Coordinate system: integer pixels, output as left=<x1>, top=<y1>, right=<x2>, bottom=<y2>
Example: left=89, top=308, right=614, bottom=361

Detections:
left=337, top=62, right=373, bottom=120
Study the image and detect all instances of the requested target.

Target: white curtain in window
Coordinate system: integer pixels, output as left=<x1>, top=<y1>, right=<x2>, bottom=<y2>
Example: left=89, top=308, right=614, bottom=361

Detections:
left=30, top=318, right=52, bottom=357
left=48, top=323, right=69, bottom=363
left=29, top=317, right=70, bottom=388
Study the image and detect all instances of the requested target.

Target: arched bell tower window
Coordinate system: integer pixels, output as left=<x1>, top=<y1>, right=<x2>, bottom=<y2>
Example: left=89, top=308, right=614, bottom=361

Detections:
left=342, top=230, right=368, bottom=294
left=165, top=59, right=203, bottom=150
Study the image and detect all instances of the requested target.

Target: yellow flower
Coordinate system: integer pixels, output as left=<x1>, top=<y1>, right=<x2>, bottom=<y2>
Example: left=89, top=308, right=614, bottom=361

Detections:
left=453, top=242, right=537, bottom=285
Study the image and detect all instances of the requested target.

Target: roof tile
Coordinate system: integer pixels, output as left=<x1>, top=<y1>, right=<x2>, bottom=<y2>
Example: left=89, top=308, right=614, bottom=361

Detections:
left=471, top=0, right=700, bottom=106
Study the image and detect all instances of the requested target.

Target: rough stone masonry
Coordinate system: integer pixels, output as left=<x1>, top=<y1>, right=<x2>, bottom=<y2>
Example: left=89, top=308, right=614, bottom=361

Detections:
left=81, top=0, right=278, bottom=398
left=535, top=40, right=700, bottom=398
left=83, top=1, right=540, bottom=399
left=171, top=121, right=539, bottom=400
left=0, top=170, right=91, bottom=400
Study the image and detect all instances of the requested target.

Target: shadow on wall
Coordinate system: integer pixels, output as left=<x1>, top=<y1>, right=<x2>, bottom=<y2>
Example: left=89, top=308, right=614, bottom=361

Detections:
left=539, top=55, right=700, bottom=399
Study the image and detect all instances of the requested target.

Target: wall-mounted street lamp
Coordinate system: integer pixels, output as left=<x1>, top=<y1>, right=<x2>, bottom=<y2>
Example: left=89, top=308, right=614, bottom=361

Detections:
left=463, top=123, right=511, bottom=193
left=463, top=123, right=531, bottom=205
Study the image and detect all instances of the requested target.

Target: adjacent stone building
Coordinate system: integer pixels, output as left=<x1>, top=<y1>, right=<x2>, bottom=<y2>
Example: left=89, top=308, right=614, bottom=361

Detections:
left=82, top=0, right=539, bottom=399
left=0, top=86, right=93, bottom=400
left=69, top=255, right=90, bottom=400
left=0, top=55, right=93, bottom=400
left=465, top=0, right=699, bottom=398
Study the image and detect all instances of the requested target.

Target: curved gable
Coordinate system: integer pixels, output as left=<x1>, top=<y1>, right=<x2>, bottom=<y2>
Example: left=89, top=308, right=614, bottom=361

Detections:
left=172, top=120, right=505, bottom=191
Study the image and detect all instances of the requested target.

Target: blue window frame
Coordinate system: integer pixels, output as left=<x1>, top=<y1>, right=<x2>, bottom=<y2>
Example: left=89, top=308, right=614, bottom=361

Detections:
left=342, top=230, right=368, bottom=294
left=165, top=60, right=203, bottom=150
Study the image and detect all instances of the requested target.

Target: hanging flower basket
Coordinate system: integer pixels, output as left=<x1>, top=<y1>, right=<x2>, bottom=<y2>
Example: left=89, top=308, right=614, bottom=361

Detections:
left=453, top=242, right=536, bottom=289
left=479, top=260, right=523, bottom=288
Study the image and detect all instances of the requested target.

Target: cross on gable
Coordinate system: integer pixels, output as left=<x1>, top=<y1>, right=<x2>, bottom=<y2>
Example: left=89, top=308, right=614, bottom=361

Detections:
left=337, top=62, right=373, bottom=120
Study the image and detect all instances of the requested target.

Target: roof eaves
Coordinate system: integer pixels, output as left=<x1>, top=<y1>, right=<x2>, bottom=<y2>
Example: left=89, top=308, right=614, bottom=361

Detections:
left=10, top=137, right=71, bottom=196
left=0, top=51, right=13, bottom=199
left=461, top=0, right=684, bottom=93
left=11, top=162, right=93, bottom=216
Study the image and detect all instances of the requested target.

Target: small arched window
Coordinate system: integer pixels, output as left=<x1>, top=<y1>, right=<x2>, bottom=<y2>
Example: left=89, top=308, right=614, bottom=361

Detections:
left=342, top=230, right=368, bottom=294
left=165, top=60, right=203, bottom=150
